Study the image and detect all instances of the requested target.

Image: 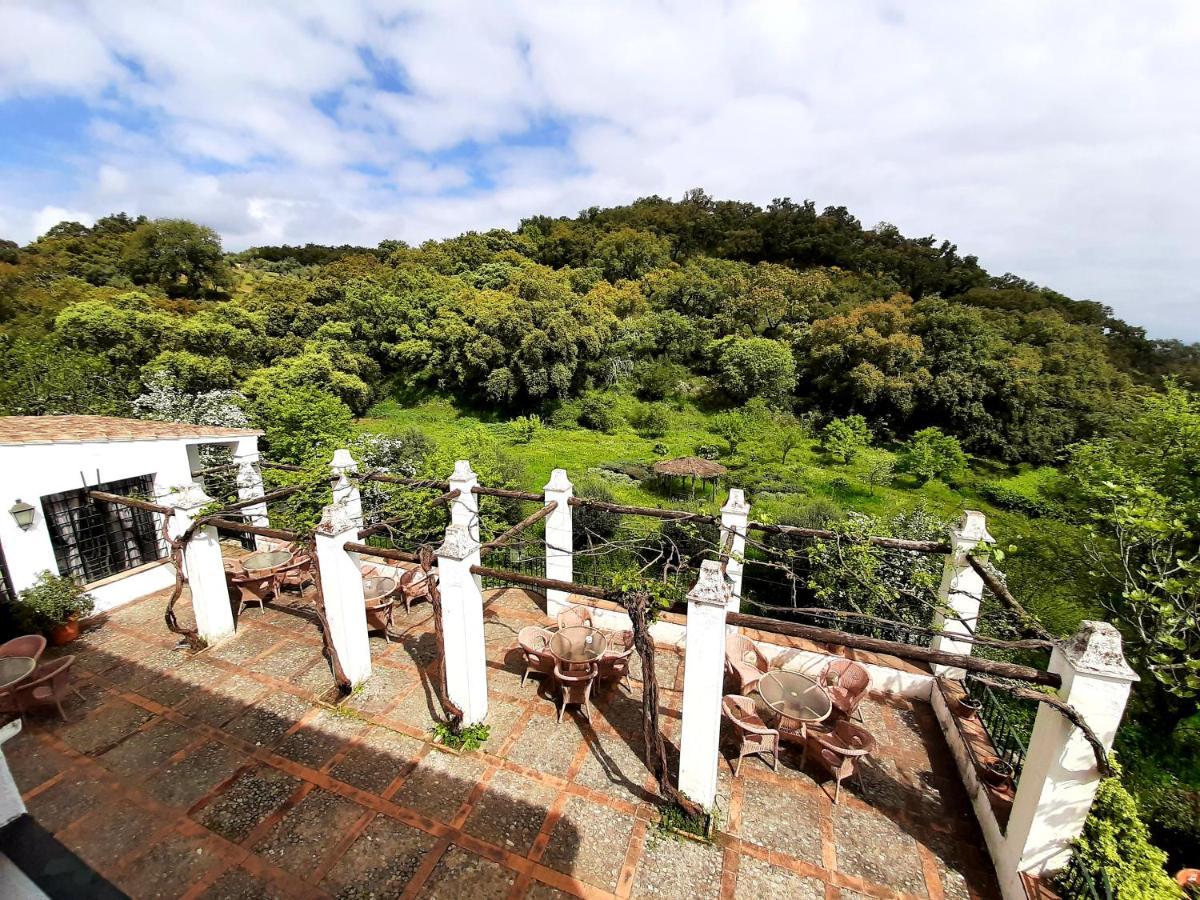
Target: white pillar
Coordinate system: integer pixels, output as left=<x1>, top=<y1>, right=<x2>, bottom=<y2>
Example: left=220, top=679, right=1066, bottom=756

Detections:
left=233, top=440, right=269, bottom=549
left=167, top=484, right=235, bottom=643
left=448, top=460, right=480, bottom=589
left=930, top=510, right=994, bottom=678
left=331, top=449, right=363, bottom=530
left=1001, top=622, right=1137, bottom=885
left=543, top=468, right=574, bottom=619
left=678, top=559, right=733, bottom=810
left=0, top=719, right=26, bottom=828
left=314, top=501, right=372, bottom=687
left=720, top=488, right=750, bottom=621
left=436, top=524, right=489, bottom=725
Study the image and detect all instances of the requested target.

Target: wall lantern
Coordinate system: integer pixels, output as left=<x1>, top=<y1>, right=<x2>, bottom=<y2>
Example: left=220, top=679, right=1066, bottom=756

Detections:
left=9, top=499, right=36, bottom=530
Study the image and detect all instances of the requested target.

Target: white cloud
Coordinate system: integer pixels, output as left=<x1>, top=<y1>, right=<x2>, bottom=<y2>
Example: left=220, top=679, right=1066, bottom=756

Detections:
left=0, top=0, right=1197, bottom=337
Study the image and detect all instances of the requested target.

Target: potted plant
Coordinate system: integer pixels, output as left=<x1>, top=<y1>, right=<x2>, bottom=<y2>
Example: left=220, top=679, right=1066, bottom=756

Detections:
left=14, top=571, right=96, bottom=645
left=957, top=695, right=983, bottom=717
left=982, top=758, right=1015, bottom=788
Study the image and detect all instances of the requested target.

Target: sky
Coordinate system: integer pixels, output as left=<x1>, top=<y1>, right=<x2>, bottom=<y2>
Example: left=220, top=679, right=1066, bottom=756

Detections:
left=1, top=1, right=1197, bottom=340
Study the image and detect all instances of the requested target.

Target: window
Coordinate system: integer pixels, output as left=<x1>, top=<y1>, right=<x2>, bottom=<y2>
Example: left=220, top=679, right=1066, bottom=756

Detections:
left=41, top=475, right=167, bottom=584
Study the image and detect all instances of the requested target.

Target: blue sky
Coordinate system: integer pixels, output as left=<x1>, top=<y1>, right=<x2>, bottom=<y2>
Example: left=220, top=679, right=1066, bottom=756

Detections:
left=1, top=0, right=1197, bottom=340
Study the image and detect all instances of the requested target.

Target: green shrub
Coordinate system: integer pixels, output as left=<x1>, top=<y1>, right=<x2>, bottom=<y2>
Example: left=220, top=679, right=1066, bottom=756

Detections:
left=633, top=359, right=688, bottom=401
left=433, top=721, right=490, bottom=752
left=15, top=571, right=96, bottom=633
left=897, top=427, right=966, bottom=484
left=629, top=402, right=671, bottom=438
left=979, top=482, right=1062, bottom=518
left=789, top=497, right=844, bottom=529
left=694, top=444, right=721, bottom=460
left=509, top=414, right=542, bottom=444
left=821, top=415, right=871, bottom=463
left=578, top=397, right=618, bottom=433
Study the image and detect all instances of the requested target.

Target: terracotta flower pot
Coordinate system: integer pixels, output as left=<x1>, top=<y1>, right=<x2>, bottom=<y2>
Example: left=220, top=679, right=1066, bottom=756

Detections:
left=957, top=696, right=983, bottom=717
left=49, top=617, right=81, bottom=646
left=983, top=759, right=1014, bottom=788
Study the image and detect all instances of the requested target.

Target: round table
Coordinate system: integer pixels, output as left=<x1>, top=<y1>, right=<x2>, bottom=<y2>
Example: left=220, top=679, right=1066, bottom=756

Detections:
left=758, top=670, right=832, bottom=728
left=0, top=657, right=36, bottom=691
left=363, top=576, right=397, bottom=602
left=243, top=549, right=294, bottom=574
left=550, top=626, right=608, bottom=667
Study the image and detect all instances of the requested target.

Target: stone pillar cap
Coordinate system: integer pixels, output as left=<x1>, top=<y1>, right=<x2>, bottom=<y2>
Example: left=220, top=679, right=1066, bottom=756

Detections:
left=544, top=468, right=573, bottom=493
left=687, top=559, right=732, bottom=607
left=450, top=460, right=477, bottom=482
left=166, top=484, right=214, bottom=512
left=721, top=488, right=750, bottom=515
left=331, top=448, right=358, bottom=473
left=316, top=501, right=359, bottom=536
left=1062, top=621, right=1139, bottom=681
left=954, top=510, right=995, bottom=545
left=437, top=523, right=479, bottom=560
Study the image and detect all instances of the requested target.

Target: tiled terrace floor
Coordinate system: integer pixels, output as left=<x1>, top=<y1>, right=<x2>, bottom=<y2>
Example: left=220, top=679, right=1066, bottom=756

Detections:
left=6, top=575, right=1001, bottom=899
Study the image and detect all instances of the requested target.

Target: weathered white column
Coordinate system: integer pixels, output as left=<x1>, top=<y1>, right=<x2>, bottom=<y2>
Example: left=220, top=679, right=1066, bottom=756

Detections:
left=331, top=449, right=363, bottom=530
left=167, top=484, right=235, bottom=643
left=930, top=510, right=994, bottom=678
left=436, top=524, right=489, bottom=725
left=313, top=501, right=372, bottom=687
left=720, top=488, right=750, bottom=622
left=448, top=460, right=480, bottom=589
left=678, top=559, right=733, bottom=810
left=0, top=719, right=27, bottom=828
left=233, top=439, right=269, bottom=549
left=1000, top=622, right=1137, bottom=889
left=543, top=468, right=574, bottom=619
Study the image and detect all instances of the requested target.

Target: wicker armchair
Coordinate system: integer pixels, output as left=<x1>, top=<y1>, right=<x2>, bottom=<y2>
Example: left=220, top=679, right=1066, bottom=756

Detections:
left=12, top=656, right=81, bottom=722
left=725, top=634, right=770, bottom=694
left=554, top=661, right=597, bottom=723
left=820, top=658, right=871, bottom=720
left=722, top=694, right=780, bottom=776
left=598, top=630, right=635, bottom=687
left=273, top=554, right=313, bottom=594
left=557, top=605, right=594, bottom=630
left=806, top=720, right=876, bottom=803
left=229, top=571, right=275, bottom=616
left=518, top=626, right=557, bottom=687
left=0, top=635, right=47, bottom=663
left=398, top=567, right=436, bottom=615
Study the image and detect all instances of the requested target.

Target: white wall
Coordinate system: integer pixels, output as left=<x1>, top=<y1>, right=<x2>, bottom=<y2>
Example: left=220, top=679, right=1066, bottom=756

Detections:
left=0, top=435, right=256, bottom=612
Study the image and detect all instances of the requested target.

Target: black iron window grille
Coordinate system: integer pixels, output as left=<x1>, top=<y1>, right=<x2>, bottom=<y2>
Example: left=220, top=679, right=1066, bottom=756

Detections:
left=41, top=475, right=167, bottom=584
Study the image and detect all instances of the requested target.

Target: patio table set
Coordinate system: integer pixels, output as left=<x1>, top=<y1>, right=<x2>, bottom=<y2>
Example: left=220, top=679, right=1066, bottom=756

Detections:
left=723, top=634, right=877, bottom=803
left=517, top=605, right=635, bottom=723
left=0, top=635, right=82, bottom=722
left=224, top=547, right=436, bottom=640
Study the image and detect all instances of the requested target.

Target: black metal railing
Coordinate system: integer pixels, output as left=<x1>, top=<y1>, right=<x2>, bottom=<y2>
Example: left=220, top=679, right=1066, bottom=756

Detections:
left=965, top=677, right=1032, bottom=779
left=1057, top=854, right=1113, bottom=900
left=480, top=544, right=546, bottom=593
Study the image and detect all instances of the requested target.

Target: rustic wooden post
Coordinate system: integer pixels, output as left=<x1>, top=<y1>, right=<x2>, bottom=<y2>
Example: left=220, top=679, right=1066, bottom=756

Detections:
left=543, top=468, right=574, bottom=619
left=678, top=560, right=733, bottom=810
left=436, top=524, right=489, bottom=725
left=314, top=500, right=372, bottom=687
left=167, top=484, right=235, bottom=643
left=931, top=510, right=993, bottom=678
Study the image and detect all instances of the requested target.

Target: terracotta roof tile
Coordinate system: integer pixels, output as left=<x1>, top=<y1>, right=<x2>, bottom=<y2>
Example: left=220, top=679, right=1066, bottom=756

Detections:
left=0, top=415, right=262, bottom=446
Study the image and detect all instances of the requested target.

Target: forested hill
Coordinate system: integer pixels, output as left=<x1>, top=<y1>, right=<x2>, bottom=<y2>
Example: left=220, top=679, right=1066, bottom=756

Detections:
left=1, top=193, right=1198, bottom=464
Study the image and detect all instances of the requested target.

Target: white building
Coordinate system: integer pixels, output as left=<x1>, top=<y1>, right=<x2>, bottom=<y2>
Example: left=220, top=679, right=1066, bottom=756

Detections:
left=0, top=416, right=262, bottom=613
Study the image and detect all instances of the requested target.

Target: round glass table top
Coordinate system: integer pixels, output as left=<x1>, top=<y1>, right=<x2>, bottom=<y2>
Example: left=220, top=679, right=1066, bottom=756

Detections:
left=758, top=670, right=833, bottom=723
left=363, top=576, right=397, bottom=602
left=0, top=657, right=36, bottom=690
left=550, top=626, right=608, bottom=663
left=242, top=550, right=293, bottom=573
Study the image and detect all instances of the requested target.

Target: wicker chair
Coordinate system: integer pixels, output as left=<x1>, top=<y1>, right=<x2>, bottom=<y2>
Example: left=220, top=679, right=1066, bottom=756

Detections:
left=598, top=630, right=635, bottom=687
left=820, top=658, right=871, bottom=721
left=556, top=605, right=594, bottom=630
left=398, top=567, right=436, bottom=615
left=273, top=554, right=313, bottom=594
left=554, top=661, right=597, bottom=723
left=0, top=635, right=47, bottom=663
left=229, top=571, right=275, bottom=616
left=725, top=634, right=769, bottom=695
left=518, top=626, right=557, bottom=687
left=11, top=656, right=81, bottom=722
left=365, top=596, right=396, bottom=642
left=722, top=694, right=780, bottom=776
left=806, top=720, right=876, bottom=803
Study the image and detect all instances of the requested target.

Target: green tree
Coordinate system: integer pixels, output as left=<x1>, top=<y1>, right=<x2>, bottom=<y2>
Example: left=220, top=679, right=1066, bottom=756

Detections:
left=712, top=411, right=747, bottom=455
left=821, top=415, right=871, bottom=463
left=714, top=336, right=796, bottom=402
left=0, top=337, right=129, bottom=415
left=249, top=385, right=353, bottom=464
left=589, top=227, right=671, bottom=282
left=121, top=219, right=230, bottom=298
left=898, top=427, right=966, bottom=484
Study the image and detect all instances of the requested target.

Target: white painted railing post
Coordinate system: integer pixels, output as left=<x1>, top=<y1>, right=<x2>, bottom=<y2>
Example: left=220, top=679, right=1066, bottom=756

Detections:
left=167, top=484, right=234, bottom=643
left=720, top=488, right=750, bottom=621
left=999, top=622, right=1137, bottom=891
left=331, top=449, right=363, bottom=530
left=232, top=439, right=270, bottom=549
left=436, top=524, right=489, bottom=725
left=314, top=501, right=372, bottom=687
left=930, top=510, right=994, bottom=678
left=678, top=559, right=733, bottom=810
left=543, top=468, right=574, bottom=619
left=448, top=460, right=480, bottom=589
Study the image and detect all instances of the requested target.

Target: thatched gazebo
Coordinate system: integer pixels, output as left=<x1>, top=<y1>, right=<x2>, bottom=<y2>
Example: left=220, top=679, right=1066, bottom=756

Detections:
left=652, top=456, right=728, bottom=499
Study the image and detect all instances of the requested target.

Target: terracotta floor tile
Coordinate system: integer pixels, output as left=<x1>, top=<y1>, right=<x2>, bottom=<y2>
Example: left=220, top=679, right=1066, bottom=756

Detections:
left=417, top=843, right=515, bottom=899
left=463, top=768, right=556, bottom=855
left=65, top=799, right=175, bottom=874
left=97, top=718, right=196, bottom=779
left=632, top=828, right=726, bottom=898
left=732, top=855, right=825, bottom=899
left=738, top=776, right=823, bottom=867
left=222, top=691, right=312, bottom=749
left=143, top=740, right=247, bottom=810
left=504, top=716, right=583, bottom=779
left=319, top=813, right=438, bottom=898
left=274, top=709, right=365, bottom=769
left=329, top=724, right=423, bottom=794
left=390, top=748, right=488, bottom=823
left=57, top=698, right=156, bottom=755
left=540, top=796, right=634, bottom=892
left=196, top=864, right=288, bottom=899
left=117, top=830, right=225, bottom=900
left=253, top=787, right=368, bottom=877
left=4, top=731, right=75, bottom=791
left=195, top=764, right=302, bottom=844
left=832, top=802, right=927, bottom=895
left=24, top=766, right=116, bottom=833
